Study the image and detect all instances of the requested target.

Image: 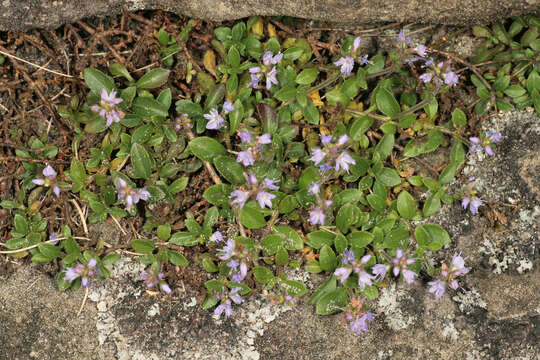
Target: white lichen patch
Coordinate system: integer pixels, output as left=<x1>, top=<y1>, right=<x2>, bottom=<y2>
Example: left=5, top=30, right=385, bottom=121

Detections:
left=376, top=283, right=415, bottom=331
left=441, top=316, right=459, bottom=341
left=452, top=288, right=487, bottom=314
left=147, top=303, right=160, bottom=317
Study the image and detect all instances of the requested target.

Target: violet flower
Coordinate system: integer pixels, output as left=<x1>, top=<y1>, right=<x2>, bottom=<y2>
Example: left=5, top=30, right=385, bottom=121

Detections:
left=32, top=165, right=61, bottom=197
left=249, top=67, right=261, bottom=89
left=391, top=249, right=417, bottom=284
left=419, top=73, right=433, bottom=83
left=64, top=258, right=99, bottom=288
left=140, top=268, right=171, bottom=294
left=115, top=178, right=150, bottom=211
left=217, top=239, right=236, bottom=261
left=256, top=191, right=275, bottom=209
left=371, top=264, right=387, bottom=281
left=309, top=207, right=326, bottom=226
left=230, top=190, right=249, bottom=209
left=429, top=252, right=470, bottom=300
left=308, top=182, right=321, bottom=196
left=210, top=231, right=224, bottom=243
left=205, top=108, right=226, bottom=130
left=223, top=100, right=235, bottom=113
left=90, top=89, right=124, bottom=127
left=335, top=152, right=355, bottom=172
left=214, top=287, right=244, bottom=318
left=236, top=151, right=255, bottom=167
left=334, top=252, right=375, bottom=290
left=443, top=71, right=459, bottom=86
left=347, top=311, right=375, bottom=334
left=334, top=56, right=354, bottom=77
left=428, top=279, right=446, bottom=299
left=239, top=131, right=253, bottom=143
left=266, top=67, right=278, bottom=90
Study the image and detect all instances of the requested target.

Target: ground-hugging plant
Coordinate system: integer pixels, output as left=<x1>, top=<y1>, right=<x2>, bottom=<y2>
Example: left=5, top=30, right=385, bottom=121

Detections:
left=1, top=17, right=511, bottom=334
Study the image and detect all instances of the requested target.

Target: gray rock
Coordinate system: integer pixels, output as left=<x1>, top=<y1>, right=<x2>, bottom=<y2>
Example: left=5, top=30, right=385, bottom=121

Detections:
left=1, top=0, right=540, bottom=31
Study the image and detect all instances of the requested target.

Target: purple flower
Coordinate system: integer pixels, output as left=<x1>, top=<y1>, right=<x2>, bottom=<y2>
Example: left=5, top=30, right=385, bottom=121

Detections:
left=160, top=283, right=172, bottom=294
left=462, top=196, right=483, bottom=215
left=308, top=182, right=321, bottom=195
left=238, top=131, right=253, bottom=143
left=205, top=109, right=225, bottom=130
left=258, top=133, right=272, bottom=145
left=214, top=300, right=233, bottom=317
left=229, top=287, right=244, bottom=304
left=428, top=279, right=446, bottom=299
left=352, top=36, right=362, bottom=53
left=443, top=71, right=459, bottom=86
left=357, top=271, right=375, bottom=290
left=244, top=172, right=258, bottom=187
left=334, top=56, right=354, bottom=77
left=64, top=259, right=98, bottom=287
left=266, top=66, right=278, bottom=90
left=230, top=190, right=248, bottom=209
left=416, top=44, right=427, bottom=57
left=419, top=73, right=432, bottom=83
left=320, top=133, right=333, bottom=145
left=488, top=131, right=502, bottom=143
left=115, top=178, right=150, bottom=210
left=337, top=134, right=350, bottom=146
left=349, top=312, right=375, bottom=334
left=249, top=67, right=261, bottom=89
left=263, top=51, right=283, bottom=66
left=451, top=252, right=470, bottom=276
left=310, top=148, right=326, bottom=165
left=223, top=100, right=234, bottom=113
left=32, top=165, right=61, bottom=196
left=309, top=207, right=325, bottom=225
left=48, top=232, right=59, bottom=245
left=359, top=55, right=371, bottom=65
left=335, top=152, right=355, bottom=172
left=232, top=263, right=248, bottom=282
left=398, top=30, right=411, bottom=44
left=218, top=239, right=235, bottom=261
left=263, top=178, right=279, bottom=191
left=372, top=264, right=387, bottom=281
left=43, top=165, right=57, bottom=179
left=91, top=89, right=124, bottom=127
left=256, top=191, right=275, bottom=209
left=210, top=231, right=224, bottom=243
left=341, top=250, right=355, bottom=265
left=469, top=137, right=483, bottom=153
left=64, top=266, right=81, bottom=282
left=392, top=249, right=416, bottom=283
left=334, top=267, right=352, bottom=283
left=236, top=151, right=254, bottom=167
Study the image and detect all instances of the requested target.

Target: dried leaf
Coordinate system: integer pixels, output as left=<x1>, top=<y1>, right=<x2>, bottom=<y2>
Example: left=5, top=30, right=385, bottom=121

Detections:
left=203, top=50, right=217, bottom=77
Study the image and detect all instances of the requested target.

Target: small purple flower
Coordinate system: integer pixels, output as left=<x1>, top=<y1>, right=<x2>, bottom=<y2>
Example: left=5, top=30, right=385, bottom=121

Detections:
left=334, top=56, right=354, bottom=77
left=214, top=287, right=244, bottom=318
left=263, top=178, right=279, bottom=191
left=90, top=89, right=124, bottom=127
left=348, top=312, right=375, bottom=334
left=337, top=134, right=350, bottom=146
left=214, top=300, right=233, bottom=317
left=239, top=131, right=253, bottom=143
left=160, top=283, right=172, bottom=294
left=310, top=148, right=326, bottom=165
left=469, top=137, right=483, bottom=153
left=256, top=191, right=275, bottom=209
left=309, top=207, right=325, bottom=225
left=230, top=190, right=249, bottom=209
left=416, top=44, right=427, bottom=57
left=64, top=259, right=98, bottom=288
left=258, top=133, right=272, bottom=145
left=263, top=51, right=283, bottom=66
left=419, top=73, right=432, bottom=83
left=210, top=231, right=224, bottom=243
left=236, top=151, right=254, bottom=167
left=462, top=196, right=483, bottom=215
left=359, top=54, right=371, bottom=65
left=244, top=172, right=258, bottom=187
left=249, top=67, right=261, bottom=89
left=232, top=263, right=248, bottom=282
left=223, top=101, right=234, bottom=113
left=352, top=36, right=362, bottom=53
left=443, top=71, right=459, bottom=86
left=398, top=30, right=412, bottom=44
left=372, top=264, right=387, bottom=281
left=341, top=250, right=355, bottom=265
left=205, top=108, right=225, bottom=130
left=218, top=239, right=235, bottom=261
left=266, top=66, right=278, bottom=90
left=115, top=178, right=150, bottom=210
left=49, top=232, right=59, bottom=246
left=308, top=182, right=321, bottom=195
left=357, top=271, right=375, bottom=290
left=488, top=131, right=502, bottom=143
left=428, top=279, right=446, bottom=299
left=451, top=252, right=470, bottom=276
left=392, top=249, right=417, bottom=284
left=335, top=152, right=355, bottom=172
left=33, top=165, right=61, bottom=196
left=43, top=165, right=57, bottom=179
left=334, top=267, right=352, bottom=283
left=320, top=133, right=333, bottom=145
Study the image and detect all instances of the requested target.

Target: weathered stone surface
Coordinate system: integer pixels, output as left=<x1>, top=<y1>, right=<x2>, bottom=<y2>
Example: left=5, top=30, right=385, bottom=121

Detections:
left=0, top=109, right=538, bottom=359
left=1, top=0, right=540, bottom=31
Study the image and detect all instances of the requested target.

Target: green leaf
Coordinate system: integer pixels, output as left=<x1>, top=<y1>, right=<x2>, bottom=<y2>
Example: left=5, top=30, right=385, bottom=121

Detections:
left=366, top=194, right=386, bottom=212
left=132, top=97, right=169, bottom=118
left=274, top=85, right=297, bottom=102
left=31, top=253, right=53, bottom=263
left=131, top=239, right=155, bottom=254
left=375, top=134, right=394, bottom=160
left=13, top=214, right=28, bottom=234
left=169, top=177, right=189, bottom=194
left=397, top=190, right=416, bottom=220
left=334, top=234, right=348, bottom=254
left=336, top=203, right=359, bottom=233
left=451, top=108, right=467, bottom=127
left=348, top=231, right=374, bottom=248
left=295, top=68, right=319, bottom=85
left=38, top=243, right=61, bottom=259
left=416, top=224, right=451, bottom=250
left=376, top=88, right=400, bottom=118
left=305, top=259, right=322, bottom=273
left=169, top=232, right=198, bottom=246
left=274, top=226, right=303, bottom=250
left=213, top=155, right=245, bottom=185
left=227, top=46, right=241, bottom=67
left=132, top=124, right=154, bottom=144
left=189, top=137, right=227, bottom=162
left=239, top=201, right=266, bottom=229
left=203, top=184, right=232, bottom=206
left=205, top=84, right=226, bottom=110
left=83, top=68, right=114, bottom=95
left=423, top=194, right=441, bottom=217
left=261, top=235, right=283, bottom=255
left=102, top=253, right=120, bottom=265
left=130, top=143, right=153, bottom=179
left=275, top=247, right=289, bottom=266
left=493, top=75, right=510, bottom=91
left=136, top=68, right=170, bottom=89
left=157, top=224, right=171, bottom=241
left=375, top=167, right=401, bottom=187
left=253, top=266, right=274, bottom=284
left=316, top=288, right=348, bottom=315
left=439, top=163, right=457, bottom=185
left=168, top=250, right=189, bottom=266
left=109, top=62, right=134, bottom=82
left=309, top=275, right=336, bottom=304
left=319, top=245, right=337, bottom=272
left=306, top=230, right=334, bottom=249
left=282, top=279, right=307, bottom=296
